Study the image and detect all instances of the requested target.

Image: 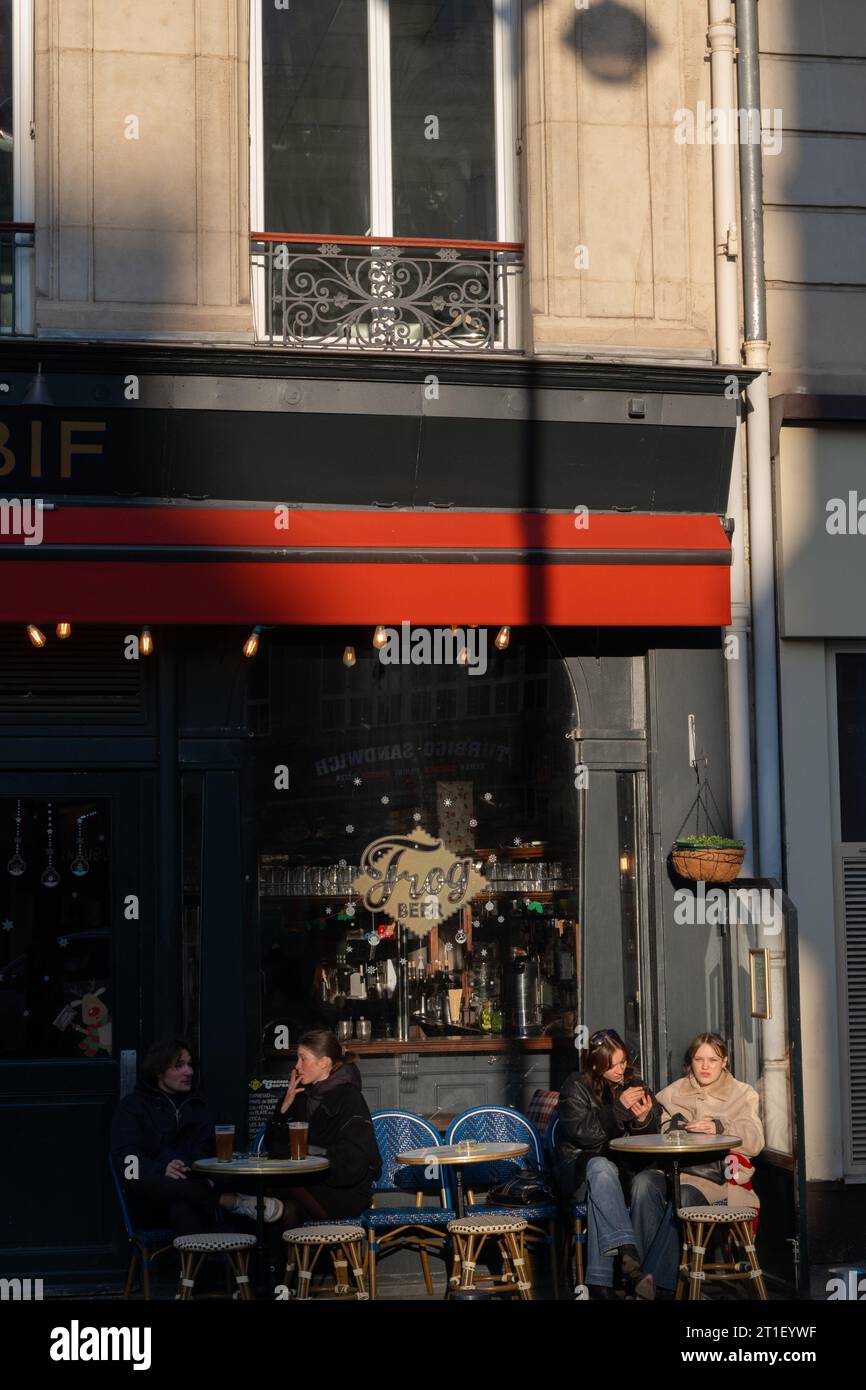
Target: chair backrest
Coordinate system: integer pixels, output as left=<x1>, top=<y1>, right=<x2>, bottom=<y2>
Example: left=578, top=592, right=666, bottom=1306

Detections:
left=445, top=1106, right=545, bottom=1192
left=371, top=1110, right=448, bottom=1204
left=547, top=1113, right=561, bottom=1161
left=109, top=1156, right=136, bottom=1240
left=526, top=1088, right=559, bottom=1149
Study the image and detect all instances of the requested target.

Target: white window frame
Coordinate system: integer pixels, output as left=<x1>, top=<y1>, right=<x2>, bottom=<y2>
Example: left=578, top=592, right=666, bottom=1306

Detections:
left=827, top=641, right=866, bottom=1179
left=249, top=0, right=520, bottom=338
left=11, top=0, right=35, bottom=334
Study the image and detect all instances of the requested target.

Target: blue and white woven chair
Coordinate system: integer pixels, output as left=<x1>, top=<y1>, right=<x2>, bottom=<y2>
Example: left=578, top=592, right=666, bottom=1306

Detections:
left=547, top=1114, right=587, bottom=1290
left=363, top=1110, right=456, bottom=1299
left=110, top=1157, right=177, bottom=1300
left=446, top=1106, right=559, bottom=1297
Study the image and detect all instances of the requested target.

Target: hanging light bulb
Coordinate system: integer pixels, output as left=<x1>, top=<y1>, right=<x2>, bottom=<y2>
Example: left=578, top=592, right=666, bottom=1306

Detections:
left=495, top=626, right=511, bottom=651
left=56, top=623, right=72, bottom=640
left=457, top=644, right=470, bottom=666
left=140, top=626, right=154, bottom=657
left=373, top=625, right=388, bottom=650
left=343, top=645, right=357, bottom=668
left=450, top=625, right=459, bottom=635
left=243, top=625, right=263, bottom=658
left=619, top=852, right=630, bottom=873
left=26, top=625, right=47, bottom=649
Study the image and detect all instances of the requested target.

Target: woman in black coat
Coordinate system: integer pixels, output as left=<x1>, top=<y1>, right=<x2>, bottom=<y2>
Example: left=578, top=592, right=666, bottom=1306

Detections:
left=554, top=1028, right=666, bottom=1300
left=264, top=1029, right=381, bottom=1227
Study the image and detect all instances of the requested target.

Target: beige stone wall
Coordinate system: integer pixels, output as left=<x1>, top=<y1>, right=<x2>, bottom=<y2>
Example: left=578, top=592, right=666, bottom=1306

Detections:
left=523, top=0, right=717, bottom=358
left=35, top=0, right=252, bottom=339
left=31, top=0, right=718, bottom=357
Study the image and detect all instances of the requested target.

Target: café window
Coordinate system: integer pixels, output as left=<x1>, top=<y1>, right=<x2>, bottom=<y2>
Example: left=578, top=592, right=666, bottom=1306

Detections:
left=0, top=798, right=112, bottom=1060
left=252, top=0, right=517, bottom=241
left=246, top=630, right=581, bottom=1063
left=0, top=0, right=34, bottom=335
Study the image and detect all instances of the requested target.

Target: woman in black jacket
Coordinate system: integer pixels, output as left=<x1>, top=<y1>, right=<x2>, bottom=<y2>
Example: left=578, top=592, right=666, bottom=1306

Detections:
left=264, top=1029, right=381, bottom=1227
left=554, top=1028, right=666, bottom=1300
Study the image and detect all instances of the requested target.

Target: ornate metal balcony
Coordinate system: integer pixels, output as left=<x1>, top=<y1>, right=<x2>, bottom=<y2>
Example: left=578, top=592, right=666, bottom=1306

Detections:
left=0, top=223, right=35, bottom=336
left=250, top=233, right=524, bottom=353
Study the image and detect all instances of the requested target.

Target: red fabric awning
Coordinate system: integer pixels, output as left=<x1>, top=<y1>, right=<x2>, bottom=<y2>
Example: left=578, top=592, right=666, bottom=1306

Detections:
left=0, top=508, right=732, bottom=626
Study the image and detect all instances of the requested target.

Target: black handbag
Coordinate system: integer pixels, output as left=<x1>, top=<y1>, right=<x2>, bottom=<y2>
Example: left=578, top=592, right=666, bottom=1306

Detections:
left=486, top=1171, right=554, bottom=1207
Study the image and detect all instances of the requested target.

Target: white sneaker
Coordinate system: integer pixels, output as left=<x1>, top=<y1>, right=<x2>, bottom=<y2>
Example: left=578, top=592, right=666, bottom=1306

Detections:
left=234, top=1195, right=284, bottom=1224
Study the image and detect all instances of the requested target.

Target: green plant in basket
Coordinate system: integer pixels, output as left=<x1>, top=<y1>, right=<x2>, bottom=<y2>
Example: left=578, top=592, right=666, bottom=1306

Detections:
left=674, top=835, right=745, bottom=850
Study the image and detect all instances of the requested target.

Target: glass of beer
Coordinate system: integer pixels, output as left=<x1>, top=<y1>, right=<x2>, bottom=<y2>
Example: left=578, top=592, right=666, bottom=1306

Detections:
left=215, top=1124, right=235, bottom=1162
left=288, top=1121, right=309, bottom=1160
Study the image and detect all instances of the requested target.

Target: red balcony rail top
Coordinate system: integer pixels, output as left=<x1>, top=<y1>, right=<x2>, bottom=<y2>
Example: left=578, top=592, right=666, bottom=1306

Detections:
left=250, top=231, right=524, bottom=353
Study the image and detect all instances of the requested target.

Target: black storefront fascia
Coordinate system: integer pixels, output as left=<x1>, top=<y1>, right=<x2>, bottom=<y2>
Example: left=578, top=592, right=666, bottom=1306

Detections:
left=0, top=343, right=796, bottom=1289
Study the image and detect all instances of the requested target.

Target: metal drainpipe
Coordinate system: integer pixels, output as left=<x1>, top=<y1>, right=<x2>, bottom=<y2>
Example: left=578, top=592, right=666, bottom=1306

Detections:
left=708, top=0, right=755, bottom=875
left=736, top=0, right=789, bottom=1159
left=736, top=0, right=782, bottom=883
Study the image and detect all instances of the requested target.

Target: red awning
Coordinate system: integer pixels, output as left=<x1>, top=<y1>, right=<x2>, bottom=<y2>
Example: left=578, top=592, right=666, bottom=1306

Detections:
left=0, top=508, right=732, bottom=626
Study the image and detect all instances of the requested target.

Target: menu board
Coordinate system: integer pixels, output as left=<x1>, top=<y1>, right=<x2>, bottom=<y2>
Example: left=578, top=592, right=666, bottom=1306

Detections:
left=247, top=1078, right=286, bottom=1145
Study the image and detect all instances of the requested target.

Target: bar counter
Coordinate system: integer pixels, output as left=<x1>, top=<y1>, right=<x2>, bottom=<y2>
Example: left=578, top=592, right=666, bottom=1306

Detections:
left=347, top=1036, right=555, bottom=1056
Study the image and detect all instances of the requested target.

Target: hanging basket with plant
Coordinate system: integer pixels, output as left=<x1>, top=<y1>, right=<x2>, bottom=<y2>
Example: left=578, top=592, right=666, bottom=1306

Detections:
left=671, top=834, right=745, bottom=884
left=670, top=747, right=745, bottom=884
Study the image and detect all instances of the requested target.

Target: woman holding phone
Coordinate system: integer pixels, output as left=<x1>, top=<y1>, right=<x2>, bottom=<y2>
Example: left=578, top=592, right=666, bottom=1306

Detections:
left=264, top=1029, right=381, bottom=1228
left=553, top=1028, right=667, bottom=1299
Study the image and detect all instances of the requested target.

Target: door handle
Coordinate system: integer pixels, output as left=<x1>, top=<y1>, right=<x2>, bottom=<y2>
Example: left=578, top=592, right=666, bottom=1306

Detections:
left=119, top=1049, right=137, bottom=1098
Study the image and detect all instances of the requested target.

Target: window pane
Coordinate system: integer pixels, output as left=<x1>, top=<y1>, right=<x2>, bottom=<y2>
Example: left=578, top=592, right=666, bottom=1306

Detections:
left=391, top=0, right=496, bottom=240
left=0, top=800, right=112, bottom=1060
left=263, top=0, right=370, bottom=234
left=836, top=655, right=866, bottom=840
left=0, top=0, right=12, bottom=222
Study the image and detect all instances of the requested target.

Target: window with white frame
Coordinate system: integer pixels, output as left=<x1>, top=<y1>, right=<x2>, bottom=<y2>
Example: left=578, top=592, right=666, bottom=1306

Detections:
left=0, top=1, right=13, bottom=223
left=1, top=0, right=34, bottom=335
left=252, top=0, right=518, bottom=243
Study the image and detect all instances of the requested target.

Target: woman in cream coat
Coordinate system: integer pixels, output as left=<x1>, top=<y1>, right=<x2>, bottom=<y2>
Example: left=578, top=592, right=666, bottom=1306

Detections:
left=656, top=1032, right=764, bottom=1210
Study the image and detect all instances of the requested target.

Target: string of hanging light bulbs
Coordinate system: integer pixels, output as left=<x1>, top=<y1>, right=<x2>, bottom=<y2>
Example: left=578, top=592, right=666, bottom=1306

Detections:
left=22, top=623, right=511, bottom=664
left=343, top=625, right=511, bottom=668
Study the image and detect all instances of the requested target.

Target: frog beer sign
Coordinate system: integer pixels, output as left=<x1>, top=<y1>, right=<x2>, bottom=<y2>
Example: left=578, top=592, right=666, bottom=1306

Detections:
left=352, top=829, right=486, bottom=935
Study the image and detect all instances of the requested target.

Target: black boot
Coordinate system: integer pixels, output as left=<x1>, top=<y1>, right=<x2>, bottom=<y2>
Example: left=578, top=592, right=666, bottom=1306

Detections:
left=620, top=1245, right=656, bottom=1301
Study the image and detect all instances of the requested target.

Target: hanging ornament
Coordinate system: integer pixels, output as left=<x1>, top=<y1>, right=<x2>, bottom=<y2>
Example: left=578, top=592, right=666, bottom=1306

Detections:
left=7, top=799, right=26, bottom=877
left=455, top=926, right=467, bottom=944
left=71, top=811, right=97, bottom=878
left=41, top=803, right=60, bottom=889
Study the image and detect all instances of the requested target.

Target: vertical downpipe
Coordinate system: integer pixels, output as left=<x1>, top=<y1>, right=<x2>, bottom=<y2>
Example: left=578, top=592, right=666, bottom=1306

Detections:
left=736, top=0, right=788, bottom=1156
left=708, top=1, right=755, bottom=873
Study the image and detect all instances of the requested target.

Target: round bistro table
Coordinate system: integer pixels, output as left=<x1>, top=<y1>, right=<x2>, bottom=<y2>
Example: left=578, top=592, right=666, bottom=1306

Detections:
left=193, top=1155, right=330, bottom=1296
left=394, top=1141, right=530, bottom=1219
left=608, top=1133, right=743, bottom=1211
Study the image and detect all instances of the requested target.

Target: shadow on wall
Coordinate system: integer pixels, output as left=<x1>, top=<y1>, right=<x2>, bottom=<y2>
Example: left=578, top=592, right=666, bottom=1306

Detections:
left=524, top=0, right=659, bottom=82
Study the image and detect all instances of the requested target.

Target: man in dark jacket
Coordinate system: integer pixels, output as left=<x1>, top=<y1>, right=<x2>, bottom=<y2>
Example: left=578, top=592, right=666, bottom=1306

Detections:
left=111, top=1037, right=281, bottom=1235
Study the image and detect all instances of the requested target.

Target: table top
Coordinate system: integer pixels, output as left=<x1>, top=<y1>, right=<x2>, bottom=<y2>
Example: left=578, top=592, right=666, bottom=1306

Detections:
left=193, top=1155, right=330, bottom=1177
left=609, top=1133, right=742, bottom=1156
left=396, top=1141, right=529, bottom=1167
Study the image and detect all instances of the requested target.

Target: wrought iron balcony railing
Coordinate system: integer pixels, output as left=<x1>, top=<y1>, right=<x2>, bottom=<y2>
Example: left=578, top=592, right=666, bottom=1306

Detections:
left=250, top=233, right=524, bottom=353
left=0, top=222, right=35, bottom=336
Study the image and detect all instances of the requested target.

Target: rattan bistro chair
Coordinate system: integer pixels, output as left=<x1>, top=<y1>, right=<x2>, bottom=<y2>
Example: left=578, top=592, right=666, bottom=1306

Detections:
left=109, top=1158, right=177, bottom=1300
left=546, top=1115, right=587, bottom=1290
left=173, top=1232, right=257, bottom=1300
left=446, top=1106, right=559, bottom=1297
left=363, top=1110, right=456, bottom=1299
left=676, top=1205, right=767, bottom=1301
left=447, top=1212, right=532, bottom=1299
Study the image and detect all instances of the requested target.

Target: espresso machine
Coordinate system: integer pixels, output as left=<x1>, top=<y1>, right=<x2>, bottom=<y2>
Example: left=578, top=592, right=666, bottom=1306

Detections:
left=503, top=952, right=543, bottom=1037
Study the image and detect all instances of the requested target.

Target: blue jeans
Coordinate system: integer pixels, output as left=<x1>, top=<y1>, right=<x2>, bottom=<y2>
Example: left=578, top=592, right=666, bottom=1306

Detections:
left=583, top=1157, right=704, bottom=1290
